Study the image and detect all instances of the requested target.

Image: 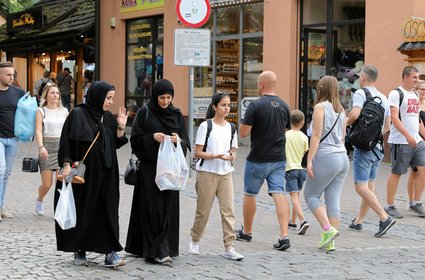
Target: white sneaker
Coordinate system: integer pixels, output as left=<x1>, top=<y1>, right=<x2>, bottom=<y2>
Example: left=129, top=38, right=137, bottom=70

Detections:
left=0, top=208, right=13, bottom=218
left=188, top=241, right=200, bottom=255
left=222, top=248, right=244, bottom=261
left=35, top=200, right=44, bottom=216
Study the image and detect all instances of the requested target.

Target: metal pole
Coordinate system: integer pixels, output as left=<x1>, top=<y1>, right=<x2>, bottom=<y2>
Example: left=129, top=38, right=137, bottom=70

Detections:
left=188, top=66, right=194, bottom=177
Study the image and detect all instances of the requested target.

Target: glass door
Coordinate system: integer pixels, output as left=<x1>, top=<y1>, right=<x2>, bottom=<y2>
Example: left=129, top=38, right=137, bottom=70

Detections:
left=300, top=29, right=327, bottom=129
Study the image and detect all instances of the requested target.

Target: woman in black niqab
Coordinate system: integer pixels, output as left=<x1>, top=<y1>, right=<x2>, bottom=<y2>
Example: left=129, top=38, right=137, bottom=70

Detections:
left=126, top=79, right=190, bottom=263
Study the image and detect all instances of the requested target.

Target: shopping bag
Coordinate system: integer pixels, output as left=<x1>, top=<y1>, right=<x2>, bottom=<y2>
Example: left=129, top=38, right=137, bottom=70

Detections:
left=54, top=180, right=77, bottom=230
left=14, top=92, right=38, bottom=142
left=155, top=136, right=189, bottom=191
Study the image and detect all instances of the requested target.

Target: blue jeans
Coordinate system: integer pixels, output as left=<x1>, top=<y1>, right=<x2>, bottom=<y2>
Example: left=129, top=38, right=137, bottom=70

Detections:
left=243, top=160, right=286, bottom=196
left=0, top=137, right=19, bottom=209
left=353, top=147, right=383, bottom=184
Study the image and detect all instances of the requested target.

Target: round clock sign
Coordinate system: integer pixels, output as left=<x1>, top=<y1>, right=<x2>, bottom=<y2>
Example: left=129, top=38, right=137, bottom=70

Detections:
left=176, top=0, right=211, bottom=28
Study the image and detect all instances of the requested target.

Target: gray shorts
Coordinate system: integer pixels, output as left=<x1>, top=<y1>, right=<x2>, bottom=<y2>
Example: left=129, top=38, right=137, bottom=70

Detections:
left=390, top=142, right=425, bottom=174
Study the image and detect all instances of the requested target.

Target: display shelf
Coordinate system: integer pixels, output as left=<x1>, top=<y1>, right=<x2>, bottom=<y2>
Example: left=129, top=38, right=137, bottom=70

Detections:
left=215, top=39, right=240, bottom=126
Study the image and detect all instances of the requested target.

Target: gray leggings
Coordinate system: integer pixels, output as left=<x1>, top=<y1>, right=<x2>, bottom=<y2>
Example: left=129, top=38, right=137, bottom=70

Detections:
left=304, top=152, right=349, bottom=218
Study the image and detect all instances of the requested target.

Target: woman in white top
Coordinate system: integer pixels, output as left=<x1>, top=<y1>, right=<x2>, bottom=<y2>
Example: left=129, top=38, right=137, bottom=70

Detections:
left=188, top=92, right=243, bottom=261
left=35, top=83, right=69, bottom=215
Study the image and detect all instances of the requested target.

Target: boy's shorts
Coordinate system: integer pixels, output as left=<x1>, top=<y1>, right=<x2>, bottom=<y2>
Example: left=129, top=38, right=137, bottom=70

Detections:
left=285, top=169, right=306, bottom=193
left=390, top=142, right=425, bottom=174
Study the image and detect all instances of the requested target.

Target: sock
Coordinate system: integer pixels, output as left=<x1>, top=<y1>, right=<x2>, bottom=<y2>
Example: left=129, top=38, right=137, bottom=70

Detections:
left=323, top=224, right=331, bottom=231
left=385, top=204, right=394, bottom=210
left=412, top=200, right=421, bottom=206
left=279, top=236, right=289, bottom=240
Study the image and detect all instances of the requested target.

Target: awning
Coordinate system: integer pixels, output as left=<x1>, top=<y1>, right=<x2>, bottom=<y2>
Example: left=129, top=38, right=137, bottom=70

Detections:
left=398, top=41, right=425, bottom=52
left=0, top=0, right=95, bottom=54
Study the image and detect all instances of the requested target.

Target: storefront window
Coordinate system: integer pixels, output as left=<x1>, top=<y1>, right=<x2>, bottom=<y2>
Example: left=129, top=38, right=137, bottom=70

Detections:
left=300, top=0, right=365, bottom=128
left=302, top=0, right=326, bottom=25
left=243, top=3, right=263, bottom=33
left=333, top=0, right=365, bottom=22
left=217, top=6, right=239, bottom=35
left=126, top=17, right=163, bottom=120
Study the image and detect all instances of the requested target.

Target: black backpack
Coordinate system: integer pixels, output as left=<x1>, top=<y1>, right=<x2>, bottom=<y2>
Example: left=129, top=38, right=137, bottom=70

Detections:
left=349, top=88, right=385, bottom=151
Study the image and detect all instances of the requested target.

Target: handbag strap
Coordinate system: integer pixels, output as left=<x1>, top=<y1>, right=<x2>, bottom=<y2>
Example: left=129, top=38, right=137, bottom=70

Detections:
left=81, top=132, right=100, bottom=162
left=320, top=112, right=341, bottom=144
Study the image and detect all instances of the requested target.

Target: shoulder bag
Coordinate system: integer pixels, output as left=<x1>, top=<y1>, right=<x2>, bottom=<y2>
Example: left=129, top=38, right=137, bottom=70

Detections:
left=57, top=132, right=100, bottom=184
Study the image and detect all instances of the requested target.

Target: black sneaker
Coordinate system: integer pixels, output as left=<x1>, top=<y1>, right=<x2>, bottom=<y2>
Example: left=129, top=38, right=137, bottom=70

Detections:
left=348, top=218, right=363, bottom=231
left=74, top=251, right=88, bottom=266
left=235, top=226, right=252, bottom=242
left=297, top=221, right=310, bottom=235
left=375, top=216, right=396, bottom=237
left=273, top=237, right=290, bottom=251
left=288, top=221, right=297, bottom=230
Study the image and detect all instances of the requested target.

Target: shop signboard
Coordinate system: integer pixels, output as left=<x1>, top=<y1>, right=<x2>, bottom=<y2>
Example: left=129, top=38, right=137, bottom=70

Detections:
left=176, top=0, right=211, bottom=28
left=120, top=0, right=164, bottom=13
left=403, top=17, right=425, bottom=42
left=7, top=7, right=43, bottom=34
left=193, top=97, right=211, bottom=119
left=174, top=28, right=210, bottom=66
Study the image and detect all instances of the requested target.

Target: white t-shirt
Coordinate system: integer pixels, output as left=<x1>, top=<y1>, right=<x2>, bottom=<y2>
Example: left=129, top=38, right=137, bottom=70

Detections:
left=388, top=86, right=421, bottom=144
left=195, top=120, right=238, bottom=175
left=38, top=107, right=68, bottom=138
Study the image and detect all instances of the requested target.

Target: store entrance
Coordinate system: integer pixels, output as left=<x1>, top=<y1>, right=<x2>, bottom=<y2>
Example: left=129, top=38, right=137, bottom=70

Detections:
left=300, top=29, right=328, bottom=128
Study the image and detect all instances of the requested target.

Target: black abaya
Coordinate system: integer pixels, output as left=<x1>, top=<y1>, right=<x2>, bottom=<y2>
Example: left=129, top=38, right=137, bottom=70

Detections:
left=54, top=107, right=128, bottom=253
left=125, top=105, right=189, bottom=260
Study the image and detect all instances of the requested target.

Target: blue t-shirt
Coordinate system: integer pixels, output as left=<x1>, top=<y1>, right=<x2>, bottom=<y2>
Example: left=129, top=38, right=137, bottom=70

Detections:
left=242, top=94, right=291, bottom=162
left=0, top=86, right=26, bottom=138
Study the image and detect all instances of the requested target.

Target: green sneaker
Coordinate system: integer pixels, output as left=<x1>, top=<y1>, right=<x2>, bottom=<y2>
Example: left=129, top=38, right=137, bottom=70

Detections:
left=325, top=240, right=335, bottom=251
left=318, top=227, right=339, bottom=249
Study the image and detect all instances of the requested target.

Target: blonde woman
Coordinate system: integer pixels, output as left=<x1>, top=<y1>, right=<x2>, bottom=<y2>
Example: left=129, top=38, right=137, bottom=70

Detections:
left=304, top=75, right=349, bottom=251
left=406, top=80, right=425, bottom=216
left=35, top=83, right=68, bottom=215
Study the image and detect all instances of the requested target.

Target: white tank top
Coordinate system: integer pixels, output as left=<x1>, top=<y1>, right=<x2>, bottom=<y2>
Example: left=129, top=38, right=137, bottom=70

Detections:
left=38, top=107, right=68, bottom=138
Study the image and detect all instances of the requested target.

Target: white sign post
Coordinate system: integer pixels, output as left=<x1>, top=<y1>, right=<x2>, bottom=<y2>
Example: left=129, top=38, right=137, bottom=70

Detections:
left=174, top=28, right=211, bottom=177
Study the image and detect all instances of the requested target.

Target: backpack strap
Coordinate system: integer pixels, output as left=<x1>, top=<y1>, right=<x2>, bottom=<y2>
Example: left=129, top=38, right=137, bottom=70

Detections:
left=362, top=88, right=372, bottom=101
left=199, top=119, right=213, bottom=167
left=229, top=122, right=236, bottom=149
left=394, top=88, right=404, bottom=120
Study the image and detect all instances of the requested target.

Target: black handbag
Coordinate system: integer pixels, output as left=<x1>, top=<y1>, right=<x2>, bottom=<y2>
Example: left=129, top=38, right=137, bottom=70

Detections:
left=22, top=140, right=39, bottom=173
left=22, top=157, right=39, bottom=172
left=124, top=153, right=139, bottom=186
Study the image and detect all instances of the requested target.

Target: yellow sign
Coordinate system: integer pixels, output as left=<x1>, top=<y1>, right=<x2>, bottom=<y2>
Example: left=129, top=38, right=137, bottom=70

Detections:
left=402, top=17, right=425, bottom=42
left=121, top=0, right=164, bottom=13
left=12, top=13, right=35, bottom=28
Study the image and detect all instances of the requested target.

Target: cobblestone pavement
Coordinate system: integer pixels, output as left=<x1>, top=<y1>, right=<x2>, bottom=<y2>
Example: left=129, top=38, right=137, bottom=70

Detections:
left=1, top=140, right=425, bottom=279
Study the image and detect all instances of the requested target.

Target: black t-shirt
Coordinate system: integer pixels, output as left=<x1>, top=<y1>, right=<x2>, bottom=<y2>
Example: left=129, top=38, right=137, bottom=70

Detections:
left=0, top=86, right=26, bottom=138
left=243, top=94, right=291, bottom=162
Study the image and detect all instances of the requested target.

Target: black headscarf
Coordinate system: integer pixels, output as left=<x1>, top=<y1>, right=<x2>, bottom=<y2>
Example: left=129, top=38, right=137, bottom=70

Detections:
left=148, top=79, right=182, bottom=130
left=79, top=81, right=115, bottom=168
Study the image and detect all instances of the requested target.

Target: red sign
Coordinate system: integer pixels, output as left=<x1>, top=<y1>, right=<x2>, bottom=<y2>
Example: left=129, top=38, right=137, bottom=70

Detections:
left=176, top=0, right=211, bottom=28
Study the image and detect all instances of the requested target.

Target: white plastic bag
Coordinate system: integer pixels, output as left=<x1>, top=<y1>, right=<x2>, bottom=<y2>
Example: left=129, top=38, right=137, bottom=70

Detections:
left=54, top=180, right=77, bottom=230
left=155, top=136, right=189, bottom=191
left=14, top=92, right=38, bottom=142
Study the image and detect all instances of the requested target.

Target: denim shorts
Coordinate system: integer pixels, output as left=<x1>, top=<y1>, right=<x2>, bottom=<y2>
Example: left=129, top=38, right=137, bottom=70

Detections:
left=285, top=169, right=306, bottom=193
left=244, top=160, right=286, bottom=196
left=390, top=142, right=425, bottom=174
left=353, top=147, right=383, bottom=184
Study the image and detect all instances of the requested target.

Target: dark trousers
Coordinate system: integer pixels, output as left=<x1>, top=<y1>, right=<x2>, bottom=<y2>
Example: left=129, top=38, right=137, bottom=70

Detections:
left=61, top=94, right=70, bottom=110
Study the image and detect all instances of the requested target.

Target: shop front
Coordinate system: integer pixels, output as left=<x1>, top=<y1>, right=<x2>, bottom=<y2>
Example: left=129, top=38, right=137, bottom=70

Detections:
left=0, top=0, right=95, bottom=106
left=398, top=16, right=425, bottom=78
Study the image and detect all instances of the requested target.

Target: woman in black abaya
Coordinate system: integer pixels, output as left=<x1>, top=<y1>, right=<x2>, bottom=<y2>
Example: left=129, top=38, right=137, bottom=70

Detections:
left=125, top=79, right=190, bottom=264
left=55, top=81, right=128, bottom=267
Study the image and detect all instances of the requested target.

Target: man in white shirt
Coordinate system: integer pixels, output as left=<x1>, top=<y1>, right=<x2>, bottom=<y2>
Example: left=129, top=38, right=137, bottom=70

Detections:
left=386, top=66, right=425, bottom=218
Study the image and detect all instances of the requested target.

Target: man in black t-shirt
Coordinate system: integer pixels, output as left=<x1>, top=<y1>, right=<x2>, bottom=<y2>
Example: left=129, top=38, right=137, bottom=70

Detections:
left=0, top=61, right=26, bottom=221
left=235, top=71, right=292, bottom=251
